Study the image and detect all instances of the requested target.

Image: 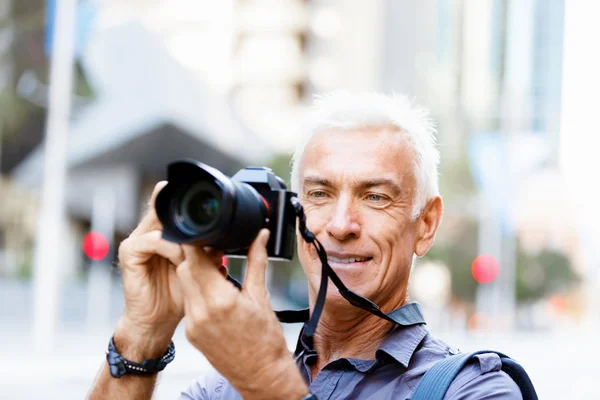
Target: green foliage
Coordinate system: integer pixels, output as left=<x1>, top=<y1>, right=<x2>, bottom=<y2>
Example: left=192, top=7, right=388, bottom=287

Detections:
left=423, top=224, right=579, bottom=305
left=438, top=152, right=478, bottom=202
left=266, top=152, right=294, bottom=188
left=421, top=219, right=480, bottom=302
left=74, top=64, right=95, bottom=98
left=516, top=246, right=579, bottom=302
left=0, top=1, right=45, bottom=35
left=15, top=249, right=33, bottom=280
left=424, top=150, right=481, bottom=302
left=0, top=0, right=95, bottom=151
left=0, top=91, right=36, bottom=139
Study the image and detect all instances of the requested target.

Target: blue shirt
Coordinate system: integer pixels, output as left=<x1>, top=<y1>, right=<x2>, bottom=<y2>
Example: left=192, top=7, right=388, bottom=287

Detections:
left=179, top=304, right=522, bottom=399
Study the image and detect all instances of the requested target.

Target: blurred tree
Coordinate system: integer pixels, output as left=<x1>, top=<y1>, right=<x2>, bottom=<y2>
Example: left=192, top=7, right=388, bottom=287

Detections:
left=438, top=152, right=478, bottom=203
left=420, top=148, right=481, bottom=303
left=0, top=0, right=94, bottom=174
left=422, top=218, right=480, bottom=303
left=424, top=226, right=580, bottom=306
left=266, top=151, right=294, bottom=188
left=0, top=92, right=34, bottom=137
left=516, top=245, right=579, bottom=302
left=0, top=0, right=96, bottom=280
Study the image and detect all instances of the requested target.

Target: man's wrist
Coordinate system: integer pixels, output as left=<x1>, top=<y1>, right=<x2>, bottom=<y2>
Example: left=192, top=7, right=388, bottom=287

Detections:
left=113, top=317, right=175, bottom=362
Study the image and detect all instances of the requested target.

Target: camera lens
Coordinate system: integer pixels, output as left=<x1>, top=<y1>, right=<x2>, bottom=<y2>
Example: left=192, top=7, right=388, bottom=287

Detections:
left=156, top=161, right=282, bottom=253
left=176, top=182, right=222, bottom=234
left=185, top=190, right=219, bottom=225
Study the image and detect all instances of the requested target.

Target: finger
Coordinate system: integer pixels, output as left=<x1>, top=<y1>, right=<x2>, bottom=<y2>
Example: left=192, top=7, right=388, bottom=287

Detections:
left=122, top=230, right=185, bottom=266
left=243, top=229, right=270, bottom=296
left=177, top=251, right=237, bottom=314
left=131, top=181, right=168, bottom=237
left=177, top=260, right=205, bottom=315
left=219, top=265, right=228, bottom=278
left=202, top=246, right=226, bottom=267
left=180, top=244, right=232, bottom=297
left=177, top=265, right=209, bottom=346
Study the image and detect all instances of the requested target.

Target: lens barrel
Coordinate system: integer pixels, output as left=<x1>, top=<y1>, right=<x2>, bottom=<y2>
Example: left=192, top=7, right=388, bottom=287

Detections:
left=155, top=160, right=268, bottom=251
left=175, top=181, right=222, bottom=235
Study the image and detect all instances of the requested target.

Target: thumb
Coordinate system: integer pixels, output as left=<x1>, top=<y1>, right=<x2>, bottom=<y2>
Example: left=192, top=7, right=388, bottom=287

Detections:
left=243, top=229, right=270, bottom=297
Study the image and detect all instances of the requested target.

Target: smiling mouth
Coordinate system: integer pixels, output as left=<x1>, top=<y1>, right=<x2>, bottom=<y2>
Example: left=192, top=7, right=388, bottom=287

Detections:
left=327, top=256, right=373, bottom=264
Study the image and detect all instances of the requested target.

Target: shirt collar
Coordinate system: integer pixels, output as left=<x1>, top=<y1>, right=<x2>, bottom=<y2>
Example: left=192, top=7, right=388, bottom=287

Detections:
left=294, top=302, right=427, bottom=366
left=376, top=322, right=428, bottom=368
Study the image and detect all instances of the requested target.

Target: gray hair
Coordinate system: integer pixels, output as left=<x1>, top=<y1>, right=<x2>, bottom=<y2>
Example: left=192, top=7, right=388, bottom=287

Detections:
left=290, top=91, right=440, bottom=218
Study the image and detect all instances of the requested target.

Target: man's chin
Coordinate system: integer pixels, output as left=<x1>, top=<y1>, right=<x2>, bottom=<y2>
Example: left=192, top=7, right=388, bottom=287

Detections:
left=323, top=285, right=373, bottom=309
left=307, top=268, right=374, bottom=309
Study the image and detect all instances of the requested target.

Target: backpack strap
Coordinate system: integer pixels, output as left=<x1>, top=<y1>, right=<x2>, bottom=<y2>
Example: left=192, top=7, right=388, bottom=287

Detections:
left=412, top=350, right=538, bottom=400
left=499, top=357, right=538, bottom=400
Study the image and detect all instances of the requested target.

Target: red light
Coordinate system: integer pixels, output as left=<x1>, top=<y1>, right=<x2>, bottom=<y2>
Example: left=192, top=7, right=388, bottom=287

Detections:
left=83, top=232, right=110, bottom=261
left=548, top=296, right=567, bottom=314
left=471, top=254, right=499, bottom=284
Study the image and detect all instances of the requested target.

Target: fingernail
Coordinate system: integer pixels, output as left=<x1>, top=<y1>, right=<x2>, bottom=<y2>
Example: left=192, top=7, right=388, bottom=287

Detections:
left=261, top=229, right=270, bottom=246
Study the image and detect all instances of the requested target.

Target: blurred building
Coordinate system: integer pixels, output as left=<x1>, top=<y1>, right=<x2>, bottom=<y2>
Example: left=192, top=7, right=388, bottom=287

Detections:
left=298, top=0, right=577, bottom=326
left=302, top=0, right=565, bottom=161
left=98, top=0, right=440, bottom=154
left=93, top=0, right=311, bottom=153
left=0, top=1, right=13, bottom=94
left=302, top=0, right=568, bottom=232
left=0, top=0, right=45, bottom=278
left=2, top=3, right=276, bottom=279
left=0, top=0, right=579, bottom=327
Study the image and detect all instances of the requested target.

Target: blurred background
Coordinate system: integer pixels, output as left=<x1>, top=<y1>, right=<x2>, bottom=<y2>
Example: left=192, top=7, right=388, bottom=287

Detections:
left=1, top=0, right=599, bottom=398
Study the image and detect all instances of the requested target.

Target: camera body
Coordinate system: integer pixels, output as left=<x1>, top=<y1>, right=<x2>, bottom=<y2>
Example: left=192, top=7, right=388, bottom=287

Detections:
left=155, top=160, right=297, bottom=261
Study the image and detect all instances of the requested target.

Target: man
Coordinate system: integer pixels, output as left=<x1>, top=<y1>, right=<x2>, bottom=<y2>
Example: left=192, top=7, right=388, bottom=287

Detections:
left=89, top=92, right=522, bottom=399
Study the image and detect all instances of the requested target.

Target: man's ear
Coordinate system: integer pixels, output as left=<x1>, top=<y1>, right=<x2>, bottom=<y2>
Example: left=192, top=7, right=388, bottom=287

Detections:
left=414, top=196, right=443, bottom=257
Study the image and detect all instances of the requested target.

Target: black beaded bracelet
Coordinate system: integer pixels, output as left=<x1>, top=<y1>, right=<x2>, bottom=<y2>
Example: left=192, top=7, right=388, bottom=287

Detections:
left=106, top=336, right=175, bottom=378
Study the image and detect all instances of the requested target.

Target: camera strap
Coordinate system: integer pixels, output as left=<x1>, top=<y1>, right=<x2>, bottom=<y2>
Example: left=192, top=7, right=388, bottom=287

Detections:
left=226, top=274, right=310, bottom=322
left=288, top=198, right=406, bottom=343
left=226, top=197, right=412, bottom=344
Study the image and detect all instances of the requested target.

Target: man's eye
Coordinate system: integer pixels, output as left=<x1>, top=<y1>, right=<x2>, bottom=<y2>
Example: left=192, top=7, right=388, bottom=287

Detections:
left=309, top=190, right=327, bottom=198
left=366, top=194, right=384, bottom=202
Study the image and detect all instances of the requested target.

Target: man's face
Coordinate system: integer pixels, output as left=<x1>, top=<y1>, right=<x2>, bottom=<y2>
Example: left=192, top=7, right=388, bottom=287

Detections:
left=297, top=126, right=423, bottom=309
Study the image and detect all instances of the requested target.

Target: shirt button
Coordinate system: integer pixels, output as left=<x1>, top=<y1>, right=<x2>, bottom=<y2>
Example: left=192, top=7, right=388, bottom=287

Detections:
left=449, top=347, right=460, bottom=355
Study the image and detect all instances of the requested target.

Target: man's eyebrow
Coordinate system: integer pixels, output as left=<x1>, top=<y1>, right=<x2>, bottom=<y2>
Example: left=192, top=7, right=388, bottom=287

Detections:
left=358, top=178, right=402, bottom=195
left=302, top=176, right=334, bottom=188
left=303, top=176, right=402, bottom=195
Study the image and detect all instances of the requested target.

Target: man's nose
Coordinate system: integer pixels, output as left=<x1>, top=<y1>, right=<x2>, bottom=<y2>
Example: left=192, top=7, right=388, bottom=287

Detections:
left=325, top=197, right=361, bottom=241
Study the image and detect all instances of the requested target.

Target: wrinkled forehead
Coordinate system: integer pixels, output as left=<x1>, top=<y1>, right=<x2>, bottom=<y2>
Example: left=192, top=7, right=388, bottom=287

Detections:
left=298, top=126, right=417, bottom=192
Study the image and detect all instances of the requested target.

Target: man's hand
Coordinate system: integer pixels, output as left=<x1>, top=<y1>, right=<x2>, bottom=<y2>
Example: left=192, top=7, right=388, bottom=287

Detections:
left=91, top=181, right=225, bottom=400
left=115, top=181, right=185, bottom=349
left=177, top=229, right=309, bottom=400
left=115, top=181, right=223, bottom=353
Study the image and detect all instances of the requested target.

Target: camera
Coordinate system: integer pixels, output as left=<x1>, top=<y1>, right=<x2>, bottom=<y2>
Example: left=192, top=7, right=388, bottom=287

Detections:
left=155, top=160, right=297, bottom=261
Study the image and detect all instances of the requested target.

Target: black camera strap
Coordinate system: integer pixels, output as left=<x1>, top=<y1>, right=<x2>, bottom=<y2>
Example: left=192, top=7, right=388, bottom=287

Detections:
left=226, top=197, right=406, bottom=344
left=288, top=198, right=403, bottom=342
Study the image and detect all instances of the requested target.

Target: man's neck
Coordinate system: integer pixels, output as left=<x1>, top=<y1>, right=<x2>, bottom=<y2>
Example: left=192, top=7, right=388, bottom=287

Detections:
left=309, top=302, right=401, bottom=379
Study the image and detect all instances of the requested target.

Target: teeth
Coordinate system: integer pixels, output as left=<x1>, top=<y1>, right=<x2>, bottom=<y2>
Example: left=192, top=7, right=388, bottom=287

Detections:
left=328, top=256, right=370, bottom=264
